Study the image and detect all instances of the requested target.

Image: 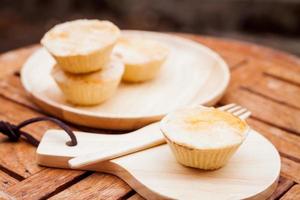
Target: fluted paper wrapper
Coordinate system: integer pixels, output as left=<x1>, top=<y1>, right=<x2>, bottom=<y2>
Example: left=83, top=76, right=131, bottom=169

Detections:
left=165, top=136, right=242, bottom=170
left=52, top=44, right=115, bottom=74
left=54, top=77, right=121, bottom=106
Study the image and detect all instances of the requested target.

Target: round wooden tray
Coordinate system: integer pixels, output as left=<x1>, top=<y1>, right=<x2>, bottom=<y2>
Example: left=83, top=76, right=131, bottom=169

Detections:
left=21, top=31, right=230, bottom=130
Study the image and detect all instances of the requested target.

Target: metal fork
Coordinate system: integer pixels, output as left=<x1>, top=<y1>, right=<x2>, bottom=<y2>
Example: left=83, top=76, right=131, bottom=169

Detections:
left=69, top=104, right=251, bottom=168
left=218, top=103, right=251, bottom=120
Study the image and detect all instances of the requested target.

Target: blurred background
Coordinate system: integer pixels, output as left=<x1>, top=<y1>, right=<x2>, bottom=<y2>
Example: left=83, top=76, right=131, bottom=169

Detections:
left=0, top=0, right=299, bottom=55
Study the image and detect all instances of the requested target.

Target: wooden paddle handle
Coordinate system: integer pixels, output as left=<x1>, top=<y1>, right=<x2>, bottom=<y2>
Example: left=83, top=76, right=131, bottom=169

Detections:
left=69, top=123, right=165, bottom=168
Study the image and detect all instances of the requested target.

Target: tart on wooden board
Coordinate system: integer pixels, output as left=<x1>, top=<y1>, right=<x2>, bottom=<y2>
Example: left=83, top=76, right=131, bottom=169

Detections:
left=161, top=106, right=249, bottom=169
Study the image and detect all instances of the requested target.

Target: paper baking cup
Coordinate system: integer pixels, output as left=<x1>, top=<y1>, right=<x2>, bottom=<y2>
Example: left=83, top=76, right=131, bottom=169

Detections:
left=164, top=136, right=242, bottom=170
left=53, top=44, right=115, bottom=74
left=54, top=76, right=121, bottom=106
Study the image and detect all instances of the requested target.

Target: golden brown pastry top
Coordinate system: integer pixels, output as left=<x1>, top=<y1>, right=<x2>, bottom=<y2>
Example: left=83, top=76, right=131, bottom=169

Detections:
left=161, top=106, right=249, bottom=149
left=41, top=19, right=120, bottom=56
left=113, top=36, right=169, bottom=64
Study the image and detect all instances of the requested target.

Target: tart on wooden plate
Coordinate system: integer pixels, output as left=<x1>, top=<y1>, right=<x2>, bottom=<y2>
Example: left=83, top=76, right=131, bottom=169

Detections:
left=51, top=58, right=124, bottom=106
left=41, top=19, right=120, bottom=74
left=114, top=36, right=169, bottom=82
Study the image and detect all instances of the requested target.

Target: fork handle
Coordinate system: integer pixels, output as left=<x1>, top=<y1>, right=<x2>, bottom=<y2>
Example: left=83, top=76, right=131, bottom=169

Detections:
left=69, top=138, right=165, bottom=168
left=69, top=123, right=165, bottom=168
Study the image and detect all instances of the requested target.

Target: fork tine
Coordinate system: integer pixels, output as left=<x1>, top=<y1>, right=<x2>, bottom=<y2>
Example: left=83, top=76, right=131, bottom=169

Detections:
left=218, top=103, right=236, bottom=111
left=232, top=108, right=248, bottom=116
left=217, top=104, right=251, bottom=120
left=226, top=105, right=242, bottom=113
left=238, top=111, right=252, bottom=120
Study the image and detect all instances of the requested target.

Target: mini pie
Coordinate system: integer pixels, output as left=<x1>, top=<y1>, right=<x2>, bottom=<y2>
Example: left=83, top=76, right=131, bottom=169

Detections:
left=42, top=19, right=120, bottom=74
left=51, top=58, right=124, bottom=106
left=160, top=106, right=249, bottom=170
left=113, top=36, right=169, bottom=82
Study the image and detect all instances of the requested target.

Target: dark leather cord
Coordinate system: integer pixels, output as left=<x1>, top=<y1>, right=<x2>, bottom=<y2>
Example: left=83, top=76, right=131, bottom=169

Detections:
left=0, top=116, right=77, bottom=147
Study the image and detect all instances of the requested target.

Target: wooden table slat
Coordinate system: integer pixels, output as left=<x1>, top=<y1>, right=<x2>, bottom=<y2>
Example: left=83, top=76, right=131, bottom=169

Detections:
left=269, top=176, right=294, bottom=200
left=263, top=65, right=300, bottom=87
left=5, top=168, right=87, bottom=200
left=0, top=45, right=38, bottom=79
left=0, top=137, right=42, bottom=178
left=243, top=74, right=300, bottom=110
left=0, top=170, right=18, bottom=191
left=280, top=184, right=300, bottom=200
left=222, top=88, right=300, bottom=135
left=0, top=95, right=70, bottom=177
left=217, top=51, right=248, bottom=69
left=127, top=193, right=145, bottom=200
left=50, top=173, right=132, bottom=200
left=0, top=75, right=39, bottom=110
left=192, top=36, right=300, bottom=69
left=281, top=157, right=300, bottom=184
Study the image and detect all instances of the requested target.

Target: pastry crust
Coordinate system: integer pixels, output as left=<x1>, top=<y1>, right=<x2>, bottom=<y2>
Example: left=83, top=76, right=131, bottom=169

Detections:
left=114, top=36, right=169, bottom=82
left=160, top=106, right=249, bottom=170
left=42, top=19, right=120, bottom=74
left=52, top=58, right=124, bottom=105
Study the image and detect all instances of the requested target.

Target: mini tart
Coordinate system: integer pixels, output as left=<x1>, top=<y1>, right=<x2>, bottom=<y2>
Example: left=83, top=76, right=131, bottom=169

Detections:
left=160, top=106, right=249, bottom=170
left=51, top=58, right=124, bottom=106
left=113, top=36, right=169, bottom=82
left=42, top=19, right=120, bottom=74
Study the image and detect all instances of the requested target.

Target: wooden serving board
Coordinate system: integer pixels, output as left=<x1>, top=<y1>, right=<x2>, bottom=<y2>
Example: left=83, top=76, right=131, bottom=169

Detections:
left=21, top=31, right=230, bottom=130
left=37, top=124, right=281, bottom=200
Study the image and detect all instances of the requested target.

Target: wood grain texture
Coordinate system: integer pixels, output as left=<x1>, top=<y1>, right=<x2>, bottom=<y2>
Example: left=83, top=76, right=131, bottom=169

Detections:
left=221, top=89, right=300, bottom=134
left=0, top=45, right=38, bottom=79
left=50, top=173, right=131, bottom=200
left=5, top=168, right=86, bottom=200
left=281, top=157, right=300, bottom=184
left=218, top=51, right=247, bottom=69
left=0, top=91, right=86, bottom=179
left=67, top=123, right=164, bottom=168
left=0, top=96, right=58, bottom=177
left=190, top=35, right=300, bottom=68
left=280, top=184, right=300, bottom=200
left=0, top=34, right=299, bottom=198
left=228, top=59, right=263, bottom=90
left=263, top=65, right=300, bottom=86
left=244, top=75, right=300, bottom=110
left=268, top=176, right=294, bottom=200
left=0, top=171, right=18, bottom=191
left=127, top=193, right=145, bottom=200
left=0, top=74, right=39, bottom=109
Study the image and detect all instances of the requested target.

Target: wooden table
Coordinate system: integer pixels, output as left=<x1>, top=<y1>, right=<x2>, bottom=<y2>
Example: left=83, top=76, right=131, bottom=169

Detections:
left=0, top=34, right=299, bottom=200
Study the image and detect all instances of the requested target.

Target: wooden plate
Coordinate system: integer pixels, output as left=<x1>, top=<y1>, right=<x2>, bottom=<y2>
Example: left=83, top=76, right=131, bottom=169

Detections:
left=21, top=31, right=230, bottom=130
left=37, top=128, right=280, bottom=199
